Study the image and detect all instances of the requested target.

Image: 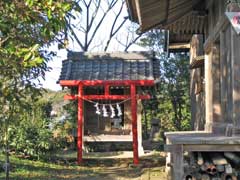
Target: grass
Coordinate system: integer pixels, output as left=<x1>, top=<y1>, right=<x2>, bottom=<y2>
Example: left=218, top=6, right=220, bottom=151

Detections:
left=0, top=153, right=96, bottom=180
left=0, top=152, right=166, bottom=180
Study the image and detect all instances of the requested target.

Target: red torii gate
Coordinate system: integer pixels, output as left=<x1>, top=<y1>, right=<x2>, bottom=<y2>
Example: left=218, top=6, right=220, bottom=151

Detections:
left=60, top=79, right=154, bottom=165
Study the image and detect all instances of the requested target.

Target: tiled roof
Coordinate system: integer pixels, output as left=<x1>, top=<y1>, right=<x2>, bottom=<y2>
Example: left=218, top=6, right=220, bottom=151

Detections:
left=58, top=51, right=160, bottom=82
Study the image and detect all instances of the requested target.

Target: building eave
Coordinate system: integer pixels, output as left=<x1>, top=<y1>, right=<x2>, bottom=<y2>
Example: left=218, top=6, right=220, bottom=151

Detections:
left=126, top=0, right=139, bottom=23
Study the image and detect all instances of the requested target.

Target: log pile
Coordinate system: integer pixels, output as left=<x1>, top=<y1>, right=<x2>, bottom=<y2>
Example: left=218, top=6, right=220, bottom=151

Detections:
left=184, top=152, right=239, bottom=180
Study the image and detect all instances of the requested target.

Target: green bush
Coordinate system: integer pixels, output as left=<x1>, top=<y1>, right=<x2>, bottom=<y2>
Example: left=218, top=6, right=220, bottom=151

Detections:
left=8, top=118, right=54, bottom=159
left=5, top=93, right=77, bottom=160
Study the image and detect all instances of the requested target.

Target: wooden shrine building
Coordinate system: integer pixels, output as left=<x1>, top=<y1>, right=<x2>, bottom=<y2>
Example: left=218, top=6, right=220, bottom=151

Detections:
left=127, top=0, right=240, bottom=179
left=58, top=51, right=160, bottom=164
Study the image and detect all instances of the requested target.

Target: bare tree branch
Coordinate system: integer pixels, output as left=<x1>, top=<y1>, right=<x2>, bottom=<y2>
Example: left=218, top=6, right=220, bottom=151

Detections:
left=84, top=0, right=91, bottom=50
left=0, top=37, right=9, bottom=47
left=87, top=0, right=93, bottom=7
left=82, top=0, right=88, bottom=7
left=124, top=33, right=143, bottom=52
left=72, top=23, right=86, bottom=33
left=66, top=21, right=85, bottom=50
left=104, top=0, right=127, bottom=51
left=87, top=0, right=119, bottom=47
left=89, top=39, right=104, bottom=51
left=112, top=18, right=127, bottom=37
left=115, top=36, right=127, bottom=47
left=86, top=11, right=108, bottom=49
left=88, top=0, right=101, bottom=31
left=67, top=0, right=141, bottom=52
left=108, top=0, right=118, bottom=9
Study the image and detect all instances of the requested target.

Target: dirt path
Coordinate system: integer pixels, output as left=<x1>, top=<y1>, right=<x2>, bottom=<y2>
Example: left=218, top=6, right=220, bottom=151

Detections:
left=91, top=166, right=166, bottom=180
left=79, top=152, right=167, bottom=180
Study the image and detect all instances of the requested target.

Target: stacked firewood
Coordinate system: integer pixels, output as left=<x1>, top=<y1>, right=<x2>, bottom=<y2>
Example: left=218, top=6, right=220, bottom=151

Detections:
left=184, top=152, right=240, bottom=180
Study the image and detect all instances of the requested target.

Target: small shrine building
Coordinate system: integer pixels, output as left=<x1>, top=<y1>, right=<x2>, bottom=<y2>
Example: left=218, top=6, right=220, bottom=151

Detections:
left=58, top=51, right=160, bottom=164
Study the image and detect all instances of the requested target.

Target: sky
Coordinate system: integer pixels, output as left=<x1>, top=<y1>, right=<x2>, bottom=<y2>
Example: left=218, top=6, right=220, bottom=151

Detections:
left=40, top=47, right=67, bottom=91
left=40, top=1, right=146, bottom=91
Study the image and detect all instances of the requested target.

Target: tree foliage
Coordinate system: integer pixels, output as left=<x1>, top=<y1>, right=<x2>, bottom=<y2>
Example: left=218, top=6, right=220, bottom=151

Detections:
left=8, top=98, right=53, bottom=159
left=0, top=0, right=78, bottom=178
left=139, top=30, right=191, bottom=139
left=0, top=0, right=76, bottom=115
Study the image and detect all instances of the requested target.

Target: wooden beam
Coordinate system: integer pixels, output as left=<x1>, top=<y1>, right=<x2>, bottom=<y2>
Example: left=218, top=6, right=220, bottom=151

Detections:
left=64, top=95, right=77, bottom=100
left=60, top=80, right=155, bottom=87
left=131, top=84, right=139, bottom=164
left=83, top=95, right=151, bottom=100
left=77, top=85, right=84, bottom=164
left=135, top=0, right=143, bottom=25
left=192, top=10, right=208, bottom=17
left=60, top=80, right=79, bottom=86
left=84, top=135, right=132, bottom=142
left=189, top=55, right=204, bottom=69
left=168, top=43, right=190, bottom=50
left=126, top=0, right=138, bottom=22
left=138, top=95, right=151, bottom=100
left=164, top=0, right=169, bottom=24
left=64, top=94, right=151, bottom=100
left=165, top=144, right=240, bottom=152
left=84, top=95, right=129, bottom=100
left=184, top=144, right=240, bottom=152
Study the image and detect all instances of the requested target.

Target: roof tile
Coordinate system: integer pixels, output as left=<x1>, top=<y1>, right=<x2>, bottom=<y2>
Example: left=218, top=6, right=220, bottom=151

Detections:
left=59, top=52, right=160, bottom=82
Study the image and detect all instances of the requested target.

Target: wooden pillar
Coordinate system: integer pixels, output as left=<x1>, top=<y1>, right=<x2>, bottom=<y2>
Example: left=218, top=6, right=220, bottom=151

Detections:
left=165, top=139, right=184, bottom=180
left=205, top=51, right=213, bottom=132
left=137, top=99, right=144, bottom=155
left=105, top=85, right=110, bottom=95
left=220, top=31, right=228, bottom=124
left=231, top=27, right=240, bottom=135
left=165, top=137, right=173, bottom=180
left=190, top=35, right=205, bottom=130
left=212, top=44, right=224, bottom=134
left=77, top=84, right=83, bottom=164
left=172, top=145, right=184, bottom=180
left=131, top=84, right=139, bottom=164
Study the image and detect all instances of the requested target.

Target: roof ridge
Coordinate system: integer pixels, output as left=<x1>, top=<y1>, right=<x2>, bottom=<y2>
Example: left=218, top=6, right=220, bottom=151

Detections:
left=67, top=51, right=155, bottom=60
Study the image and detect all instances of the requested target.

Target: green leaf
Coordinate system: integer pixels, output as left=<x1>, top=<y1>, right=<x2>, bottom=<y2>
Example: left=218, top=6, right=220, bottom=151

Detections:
left=25, top=0, right=34, bottom=7
left=33, top=57, right=44, bottom=65
left=31, top=44, right=40, bottom=52
left=24, top=52, right=32, bottom=61
left=47, top=9, right=52, bottom=19
left=49, top=0, right=53, bottom=6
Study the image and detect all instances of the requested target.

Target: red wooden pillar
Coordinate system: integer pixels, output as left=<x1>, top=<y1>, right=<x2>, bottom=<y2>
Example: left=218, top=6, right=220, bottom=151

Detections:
left=131, top=84, right=139, bottom=164
left=77, top=84, right=83, bottom=164
left=105, top=85, right=110, bottom=95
